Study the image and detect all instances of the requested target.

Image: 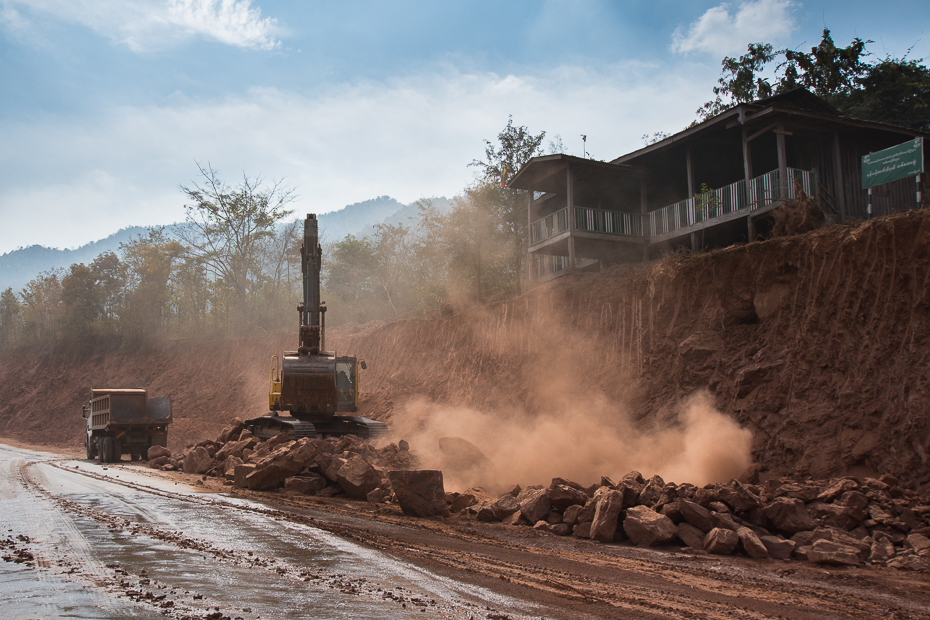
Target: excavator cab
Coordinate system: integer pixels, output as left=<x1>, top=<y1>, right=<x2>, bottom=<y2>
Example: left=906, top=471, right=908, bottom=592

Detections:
left=335, top=356, right=366, bottom=412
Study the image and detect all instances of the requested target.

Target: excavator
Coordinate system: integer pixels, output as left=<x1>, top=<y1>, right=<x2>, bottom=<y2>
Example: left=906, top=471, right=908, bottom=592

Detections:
left=245, top=214, right=388, bottom=440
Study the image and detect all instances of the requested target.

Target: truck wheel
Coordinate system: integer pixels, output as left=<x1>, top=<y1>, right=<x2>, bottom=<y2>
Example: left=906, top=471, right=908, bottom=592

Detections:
left=112, top=440, right=122, bottom=462
left=100, top=437, right=113, bottom=463
left=85, top=437, right=93, bottom=460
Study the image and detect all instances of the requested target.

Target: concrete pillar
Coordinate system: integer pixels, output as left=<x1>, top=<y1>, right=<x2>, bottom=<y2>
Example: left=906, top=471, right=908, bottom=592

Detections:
left=832, top=131, right=847, bottom=224
left=527, top=191, right=535, bottom=281
left=776, top=124, right=789, bottom=200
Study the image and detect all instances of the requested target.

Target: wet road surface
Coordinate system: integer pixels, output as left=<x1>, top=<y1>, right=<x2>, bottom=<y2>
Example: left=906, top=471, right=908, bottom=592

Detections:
left=0, top=443, right=548, bottom=620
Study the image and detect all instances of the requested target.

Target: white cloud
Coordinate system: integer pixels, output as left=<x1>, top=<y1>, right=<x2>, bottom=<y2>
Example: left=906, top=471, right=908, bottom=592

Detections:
left=0, top=63, right=712, bottom=253
left=0, top=0, right=280, bottom=51
left=164, top=0, right=279, bottom=50
left=671, top=0, right=797, bottom=56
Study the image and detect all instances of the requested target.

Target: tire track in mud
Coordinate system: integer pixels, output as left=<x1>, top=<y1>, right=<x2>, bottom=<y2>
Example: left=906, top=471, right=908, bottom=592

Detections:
left=24, top=459, right=542, bottom=620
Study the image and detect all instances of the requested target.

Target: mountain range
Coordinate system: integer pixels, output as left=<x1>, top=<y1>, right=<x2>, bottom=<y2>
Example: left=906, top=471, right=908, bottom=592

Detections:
left=0, top=195, right=453, bottom=294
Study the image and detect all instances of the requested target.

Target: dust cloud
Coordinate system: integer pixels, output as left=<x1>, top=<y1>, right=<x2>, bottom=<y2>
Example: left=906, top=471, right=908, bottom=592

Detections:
left=391, top=390, right=752, bottom=493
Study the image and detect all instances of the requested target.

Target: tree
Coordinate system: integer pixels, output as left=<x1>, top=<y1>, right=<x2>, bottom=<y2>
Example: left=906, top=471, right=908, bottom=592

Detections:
left=470, top=116, right=546, bottom=296
left=695, top=29, right=929, bottom=131
left=120, top=228, right=184, bottom=340
left=0, top=287, right=22, bottom=349
left=178, top=163, right=295, bottom=332
left=60, top=263, right=101, bottom=341
left=20, top=269, right=63, bottom=343
left=90, top=252, right=125, bottom=331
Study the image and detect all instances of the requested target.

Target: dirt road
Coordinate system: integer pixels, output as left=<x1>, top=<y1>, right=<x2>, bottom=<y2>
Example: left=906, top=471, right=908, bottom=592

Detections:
left=2, top=442, right=928, bottom=620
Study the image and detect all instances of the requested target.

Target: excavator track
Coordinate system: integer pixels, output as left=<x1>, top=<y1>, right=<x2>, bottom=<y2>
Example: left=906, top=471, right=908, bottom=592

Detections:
left=245, top=415, right=388, bottom=441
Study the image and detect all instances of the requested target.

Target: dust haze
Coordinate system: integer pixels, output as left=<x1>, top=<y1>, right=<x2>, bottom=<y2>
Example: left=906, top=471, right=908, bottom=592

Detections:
left=387, top=306, right=753, bottom=493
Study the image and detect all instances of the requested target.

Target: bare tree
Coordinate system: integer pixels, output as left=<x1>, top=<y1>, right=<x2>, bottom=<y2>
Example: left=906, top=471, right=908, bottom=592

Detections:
left=178, top=163, right=295, bottom=332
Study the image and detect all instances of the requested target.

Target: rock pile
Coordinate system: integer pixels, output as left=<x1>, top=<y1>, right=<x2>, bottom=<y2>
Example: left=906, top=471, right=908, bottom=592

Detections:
left=453, top=472, right=930, bottom=571
left=147, top=419, right=449, bottom=517
left=145, top=424, right=930, bottom=571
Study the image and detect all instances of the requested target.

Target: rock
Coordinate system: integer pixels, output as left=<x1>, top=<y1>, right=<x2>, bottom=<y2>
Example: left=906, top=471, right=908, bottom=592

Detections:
left=387, top=470, right=450, bottom=518
left=562, top=505, right=583, bottom=526
left=816, top=479, right=859, bottom=502
left=182, top=447, right=212, bottom=474
left=548, top=483, right=588, bottom=510
left=623, top=506, right=677, bottom=547
left=575, top=499, right=598, bottom=524
left=147, top=445, right=171, bottom=460
left=807, top=540, right=861, bottom=566
left=238, top=429, right=253, bottom=441
left=398, top=439, right=409, bottom=451
left=450, top=493, right=478, bottom=514
left=490, top=495, right=521, bottom=520
left=679, top=500, right=714, bottom=532
left=283, top=476, right=312, bottom=495
left=223, top=456, right=243, bottom=476
left=637, top=475, right=666, bottom=507
left=335, top=454, right=381, bottom=499
left=704, top=528, right=739, bottom=555
left=216, top=418, right=245, bottom=444
left=234, top=464, right=256, bottom=488
left=760, top=535, right=796, bottom=560
left=573, top=522, right=592, bottom=538
left=677, top=522, right=707, bottom=549
left=763, top=497, right=817, bottom=534
left=214, top=438, right=257, bottom=463
left=366, top=488, right=384, bottom=504
left=711, top=511, right=740, bottom=532
left=545, top=510, right=563, bottom=525
left=148, top=456, right=170, bottom=469
left=737, top=527, right=769, bottom=559
left=533, top=520, right=551, bottom=533
left=304, top=472, right=328, bottom=494
left=693, top=486, right=719, bottom=507
left=661, top=499, right=682, bottom=523
left=437, top=437, right=493, bottom=484
left=550, top=523, right=572, bottom=536
left=590, top=490, right=625, bottom=543
left=246, top=464, right=292, bottom=490
left=869, top=537, right=896, bottom=564
left=906, top=533, right=930, bottom=553
left=475, top=502, right=497, bottom=522
left=518, top=488, right=552, bottom=524
left=718, top=481, right=763, bottom=512
left=502, top=511, right=528, bottom=526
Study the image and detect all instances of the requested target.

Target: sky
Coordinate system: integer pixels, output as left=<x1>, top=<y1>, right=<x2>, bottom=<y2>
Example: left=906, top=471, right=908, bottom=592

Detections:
left=1, top=0, right=927, bottom=254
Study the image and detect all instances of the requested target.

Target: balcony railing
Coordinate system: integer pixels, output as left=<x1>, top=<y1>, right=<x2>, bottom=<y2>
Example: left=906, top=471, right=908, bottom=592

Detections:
left=530, top=168, right=818, bottom=244
left=575, top=206, right=644, bottom=236
left=530, top=207, right=570, bottom=244
left=530, top=255, right=598, bottom=279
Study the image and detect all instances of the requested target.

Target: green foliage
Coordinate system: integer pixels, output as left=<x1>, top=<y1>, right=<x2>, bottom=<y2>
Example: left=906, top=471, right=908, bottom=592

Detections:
left=0, top=287, right=22, bottom=349
left=696, top=29, right=929, bottom=131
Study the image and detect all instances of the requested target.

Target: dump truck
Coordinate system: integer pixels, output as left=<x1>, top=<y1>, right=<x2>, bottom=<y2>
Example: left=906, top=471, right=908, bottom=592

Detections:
left=245, top=214, right=388, bottom=440
left=82, top=388, right=172, bottom=462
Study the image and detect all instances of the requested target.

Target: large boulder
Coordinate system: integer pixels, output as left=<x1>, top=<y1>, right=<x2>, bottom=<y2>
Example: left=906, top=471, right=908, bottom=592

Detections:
left=148, top=455, right=170, bottom=469
left=590, top=490, right=625, bottom=543
left=760, top=535, right=796, bottom=560
left=214, top=437, right=257, bottom=463
left=623, top=506, right=677, bottom=547
left=387, top=470, right=451, bottom=518
left=677, top=522, right=707, bottom=549
left=182, top=447, right=212, bottom=474
left=548, top=482, right=589, bottom=510
left=807, top=540, right=861, bottom=566
left=437, top=437, right=493, bottom=485
left=717, top=481, right=763, bottom=512
left=490, top=495, right=521, bottom=521
left=233, top=464, right=256, bottom=488
left=518, top=488, right=552, bottom=524
left=737, top=527, right=769, bottom=559
left=246, top=464, right=292, bottom=491
left=704, top=528, right=739, bottom=555
left=147, top=445, right=171, bottom=460
left=256, top=438, right=318, bottom=478
left=216, top=418, right=245, bottom=444
left=763, top=497, right=817, bottom=534
left=679, top=499, right=714, bottom=532
left=335, top=454, right=381, bottom=499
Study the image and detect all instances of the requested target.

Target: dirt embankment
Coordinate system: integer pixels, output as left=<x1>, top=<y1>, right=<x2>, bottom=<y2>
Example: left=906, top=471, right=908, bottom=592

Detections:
left=2, top=210, right=929, bottom=489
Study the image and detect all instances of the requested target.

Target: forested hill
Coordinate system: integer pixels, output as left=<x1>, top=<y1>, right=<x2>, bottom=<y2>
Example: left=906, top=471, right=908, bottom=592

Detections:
left=0, top=195, right=451, bottom=294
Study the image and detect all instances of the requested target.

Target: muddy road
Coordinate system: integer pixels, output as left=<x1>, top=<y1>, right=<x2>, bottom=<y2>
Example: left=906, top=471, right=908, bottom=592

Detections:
left=2, top=443, right=928, bottom=620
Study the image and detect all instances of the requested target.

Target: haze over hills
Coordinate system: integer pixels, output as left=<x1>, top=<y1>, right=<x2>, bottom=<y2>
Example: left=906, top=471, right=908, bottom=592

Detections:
left=0, top=196, right=452, bottom=294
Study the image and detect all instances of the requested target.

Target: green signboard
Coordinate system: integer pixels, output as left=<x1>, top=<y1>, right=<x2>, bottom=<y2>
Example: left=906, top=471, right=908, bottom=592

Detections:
left=861, top=137, right=924, bottom=189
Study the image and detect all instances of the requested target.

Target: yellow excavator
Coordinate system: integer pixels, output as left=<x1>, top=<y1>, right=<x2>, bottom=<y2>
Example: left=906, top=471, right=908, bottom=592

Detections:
left=246, top=214, right=388, bottom=440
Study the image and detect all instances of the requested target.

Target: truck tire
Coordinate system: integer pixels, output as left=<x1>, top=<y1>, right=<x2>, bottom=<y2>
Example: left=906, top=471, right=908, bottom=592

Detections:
left=112, top=439, right=121, bottom=462
left=85, top=437, right=93, bottom=460
left=100, top=437, right=113, bottom=463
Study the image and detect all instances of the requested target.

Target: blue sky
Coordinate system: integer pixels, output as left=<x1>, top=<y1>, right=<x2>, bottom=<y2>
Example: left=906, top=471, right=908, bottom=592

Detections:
left=1, top=0, right=927, bottom=254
